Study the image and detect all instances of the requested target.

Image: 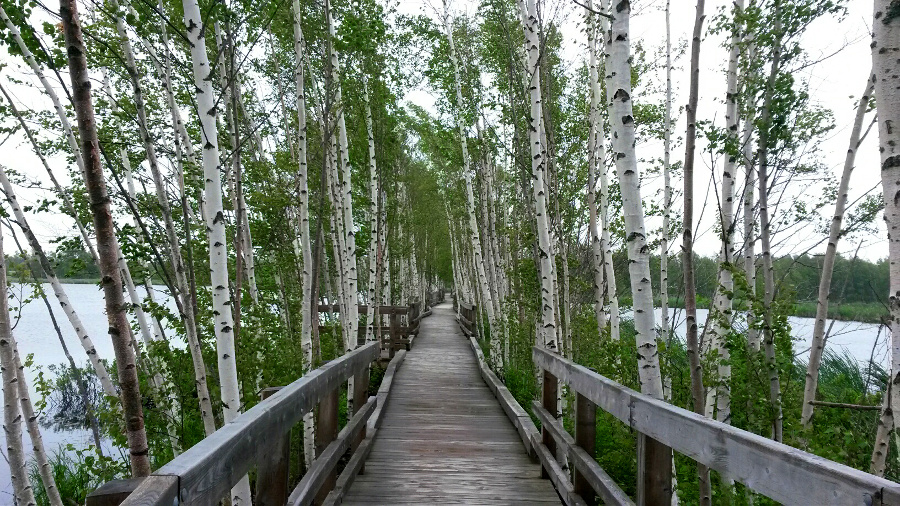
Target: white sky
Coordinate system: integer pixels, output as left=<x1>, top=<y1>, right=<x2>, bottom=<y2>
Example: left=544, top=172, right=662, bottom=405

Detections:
left=0, top=0, right=884, bottom=263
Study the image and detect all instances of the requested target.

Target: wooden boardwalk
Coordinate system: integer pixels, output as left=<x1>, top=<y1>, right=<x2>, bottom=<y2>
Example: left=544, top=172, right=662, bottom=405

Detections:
left=343, top=302, right=561, bottom=505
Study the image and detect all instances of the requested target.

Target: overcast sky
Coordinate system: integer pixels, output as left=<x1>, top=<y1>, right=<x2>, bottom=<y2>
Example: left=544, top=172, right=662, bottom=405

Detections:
left=0, top=0, right=882, bottom=262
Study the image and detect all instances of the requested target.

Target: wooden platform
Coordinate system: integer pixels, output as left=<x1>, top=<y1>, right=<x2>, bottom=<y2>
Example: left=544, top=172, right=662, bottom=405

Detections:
left=342, top=302, right=562, bottom=505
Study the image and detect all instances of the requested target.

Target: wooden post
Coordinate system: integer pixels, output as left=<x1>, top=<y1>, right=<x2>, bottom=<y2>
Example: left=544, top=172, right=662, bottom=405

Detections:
left=541, top=369, right=558, bottom=478
left=257, top=387, right=289, bottom=506
left=86, top=478, right=146, bottom=506
left=315, top=387, right=339, bottom=504
left=389, top=312, right=400, bottom=358
left=637, top=433, right=672, bottom=506
left=353, top=364, right=370, bottom=474
left=574, top=392, right=597, bottom=505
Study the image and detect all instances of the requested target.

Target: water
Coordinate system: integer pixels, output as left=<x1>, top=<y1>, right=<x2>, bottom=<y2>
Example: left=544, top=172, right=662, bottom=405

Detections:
left=0, top=286, right=888, bottom=502
left=1, top=283, right=176, bottom=503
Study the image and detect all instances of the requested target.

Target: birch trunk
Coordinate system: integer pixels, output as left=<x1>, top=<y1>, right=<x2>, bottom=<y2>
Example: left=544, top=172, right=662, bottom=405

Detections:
left=60, top=0, right=151, bottom=475
left=518, top=0, right=557, bottom=351
left=292, top=0, right=316, bottom=468
left=326, top=0, right=359, bottom=350
left=605, top=0, right=660, bottom=395
left=364, top=80, right=380, bottom=344
left=801, top=73, right=875, bottom=427
left=704, top=0, right=744, bottom=425
left=757, top=1, right=784, bottom=441
left=181, top=0, right=250, bottom=498
left=661, top=0, right=672, bottom=347
left=1, top=237, right=37, bottom=506
left=598, top=0, right=619, bottom=341
left=742, top=107, right=758, bottom=351
left=870, top=384, right=893, bottom=477
left=586, top=3, right=607, bottom=336
left=872, top=0, right=900, bottom=446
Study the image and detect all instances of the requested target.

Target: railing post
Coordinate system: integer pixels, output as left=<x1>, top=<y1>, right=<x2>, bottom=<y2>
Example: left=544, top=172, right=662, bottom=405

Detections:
left=637, top=433, right=673, bottom=506
left=353, top=363, right=370, bottom=474
left=257, top=387, right=289, bottom=506
left=574, top=392, right=597, bottom=505
left=541, top=368, right=558, bottom=478
left=389, top=312, right=400, bottom=358
left=315, top=386, right=339, bottom=504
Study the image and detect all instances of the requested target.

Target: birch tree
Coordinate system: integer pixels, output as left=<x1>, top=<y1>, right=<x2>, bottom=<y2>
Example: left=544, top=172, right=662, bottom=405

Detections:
left=181, top=0, right=251, bottom=499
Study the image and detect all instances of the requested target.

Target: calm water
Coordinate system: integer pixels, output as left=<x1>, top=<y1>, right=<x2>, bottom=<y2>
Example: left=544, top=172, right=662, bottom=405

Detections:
left=0, top=286, right=888, bottom=502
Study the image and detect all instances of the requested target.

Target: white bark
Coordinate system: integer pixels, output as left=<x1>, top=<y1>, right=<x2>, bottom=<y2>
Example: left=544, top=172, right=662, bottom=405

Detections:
left=872, top=0, right=900, bottom=445
left=292, top=0, right=316, bottom=469
left=364, top=80, right=380, bottom=344
left=587, top=0, right=607, bottom=338
left=801, top=73, right=875, bottom=426
left=443, top=0, right=498, bottom=344
left=519, top=0, right=558, bottom=351
left=605, top=0, right=661, bottom=397
left=704, top=0, right=744, bottom=424
left=180, top=0, right=250, bottom=501
left=0, top=232, right=36, bottom=506
left=0, top=166, right=117, bottom=398
left=661, top=0, right=672, bottom=347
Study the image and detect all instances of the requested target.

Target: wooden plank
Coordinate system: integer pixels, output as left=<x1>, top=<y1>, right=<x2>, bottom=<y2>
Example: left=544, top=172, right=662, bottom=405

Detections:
left=575, top=392, right=598, bottom=505
left=289, top=397, right=377, bottom=506
left=142, top=342, right=377, bottom=506
left=369, top=350, right=405, bottom=431
left=314, top=386, right=339, bottom=504
left=322, top=428, right=380, bottom=506
left=119, top=476, right=178, bottom=506
left=636, top=433, right=672, bottom=506
left=343, top=302, right=559, bottom=505
left=87, top=478, right=146, bottom=506
left=532, top=439, right=587, bottom=506
left=257, top=387, right=290, bottom=506
left=318, top=304, right=410, bottom=315
left=533, top=345, right=900, bottom=505
left=533, top=402, right=634, bottom=506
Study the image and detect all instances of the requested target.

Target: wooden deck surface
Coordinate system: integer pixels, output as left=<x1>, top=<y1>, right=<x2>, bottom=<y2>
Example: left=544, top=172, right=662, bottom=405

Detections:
left=342, top=302, right=562, bottom=505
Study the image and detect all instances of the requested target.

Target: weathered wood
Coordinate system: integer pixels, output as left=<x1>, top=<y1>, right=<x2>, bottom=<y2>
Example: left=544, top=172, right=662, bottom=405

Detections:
left=352, top=365, right=369, bottom=473
left=532, top=403, right=633, bottom=506
left=118, top=476, right=178, bottom=506
left=290, top=397, right=377, bottom=506
left=369, top=350, right=405, bottom=431
left=541, top=369, right=558, bottom=464
left=467, top=334, right=536, bottom=458
left=532, top=438, right=587, bottom=506
left=322, top=428, right=379, bottom=506
left=343, top=302, right=558, bottom=505
left=533, top=346, right=900, bottom=505
left=636, top=433, right=672, bottom=506
left=314, top=386, right=340, bottom=504
left=87, top=478, right=146, bottom=506
left=257, top=387, right=290, bottom=506
left=123, top=342, right=377, bottom=506
left=575, top=393, right=598, bottom=505
left=318, top=304, right=410, bottom=315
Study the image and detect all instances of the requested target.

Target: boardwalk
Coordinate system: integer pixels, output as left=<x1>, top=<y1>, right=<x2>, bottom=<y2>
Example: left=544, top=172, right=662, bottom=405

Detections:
left=343, top=302, right=561, bottom=505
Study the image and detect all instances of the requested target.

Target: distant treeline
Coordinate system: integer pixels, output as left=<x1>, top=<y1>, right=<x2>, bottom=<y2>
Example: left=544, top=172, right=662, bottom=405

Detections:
left=605, top=251, right=888, bottom=308
left=6, top=249, right=100, bottom=281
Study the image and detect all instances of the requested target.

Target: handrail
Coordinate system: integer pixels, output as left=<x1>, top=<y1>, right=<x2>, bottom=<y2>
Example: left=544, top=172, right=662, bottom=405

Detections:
left=105, top=341, right=380, bottom=506
left=533, top=346, right=900, bottom=505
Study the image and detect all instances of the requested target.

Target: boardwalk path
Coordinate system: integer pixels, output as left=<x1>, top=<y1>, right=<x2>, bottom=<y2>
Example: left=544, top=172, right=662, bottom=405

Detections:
left=343, top=302, right=561, bottom=505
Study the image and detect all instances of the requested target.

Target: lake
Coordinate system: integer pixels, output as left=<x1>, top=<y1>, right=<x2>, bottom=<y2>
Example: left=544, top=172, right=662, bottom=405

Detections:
left=0, top=285, right=889, bottom=501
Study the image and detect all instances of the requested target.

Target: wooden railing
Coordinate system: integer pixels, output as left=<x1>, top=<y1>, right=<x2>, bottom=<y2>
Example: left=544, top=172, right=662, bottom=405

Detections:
left=532, top=346, right=900, bottom=506
left=457, top=300, right=477, bottom=337
left=87, top=341, right=402, bottom=506
left=318, top=302, right=426, bottom=358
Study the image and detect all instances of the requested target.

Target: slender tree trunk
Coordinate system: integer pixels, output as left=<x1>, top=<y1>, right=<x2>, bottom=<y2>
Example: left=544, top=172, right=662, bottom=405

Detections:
left=364, top=79, right=381, bottom=344
left=757, top=0, right=784, bottom=442
left=661, top=0, right=672, bottom=350
left=604, top=0, right=661, bottom=395
left=801, top=73, right=875, bottom=426
left=586, top=2, right=607, bottom=337
left=871, top=383, right=893, bottom=477
left=872, top=0, right=900, bottom=447
left=442, top=0, right=498, bottom=345
left=59, top=0, right=151, bottom=475
left=681, top=0, right=711, bottom=501
left=181, top=0, right=250, bottom=498
left=518, top=0, right=558, bottom=351
left=0, top=234, right=37, bottom=506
